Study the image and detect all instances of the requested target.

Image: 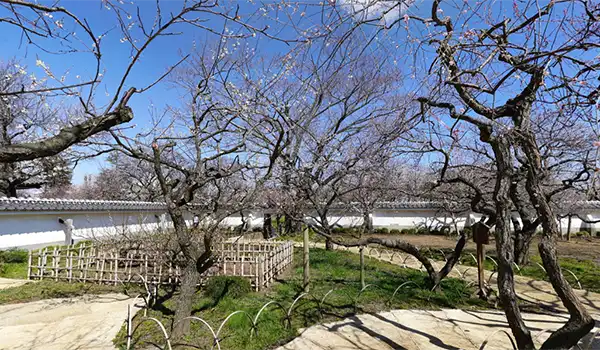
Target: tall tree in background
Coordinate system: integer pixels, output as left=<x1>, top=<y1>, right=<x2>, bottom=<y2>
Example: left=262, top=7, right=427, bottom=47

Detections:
left=70, top=153, right=161, bottom=201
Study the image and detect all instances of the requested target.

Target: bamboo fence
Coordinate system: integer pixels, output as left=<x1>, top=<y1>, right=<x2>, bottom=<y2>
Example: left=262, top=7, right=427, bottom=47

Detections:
left=27, top=240, right=294, bottom=291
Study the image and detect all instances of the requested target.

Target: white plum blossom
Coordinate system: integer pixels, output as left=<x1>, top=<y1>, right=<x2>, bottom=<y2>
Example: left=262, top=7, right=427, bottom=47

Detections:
left=338, top=0, right=414, bottom=25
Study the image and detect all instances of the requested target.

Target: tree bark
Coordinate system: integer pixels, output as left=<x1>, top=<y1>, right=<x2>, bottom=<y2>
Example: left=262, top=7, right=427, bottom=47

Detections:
left=325, top=237, right=333, bottom=251
left=490, top=137, right=536, bottom=350
left=0, top=92, right=134, bottom=163
left=276, top=214, right=283, bottom=236
left=164, top=204, right=214, bottom=342
left=171, top=262, right=201, bottom=340
left=514, top=228, right=536, bottom=265
left=6, top=182, right=16, bottom=197
left=362, top=210, right=373, bottom=233
left=510, top=180, right=539, bottom=266
left=518, top=131, right=595, bottom=349
left=284, top=213, right=302, bottom=235
left=329, top=234, right=466, bottom=288
left=263, top=213, right=273, bottom=239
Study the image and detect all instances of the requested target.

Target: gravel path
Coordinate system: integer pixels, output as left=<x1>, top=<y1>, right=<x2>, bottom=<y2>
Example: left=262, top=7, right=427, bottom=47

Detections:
left=0, top=293, right=136, bottom=350
left=277, top=309, right=599, bottom=350
left=0, top=277, right=29, bottom=290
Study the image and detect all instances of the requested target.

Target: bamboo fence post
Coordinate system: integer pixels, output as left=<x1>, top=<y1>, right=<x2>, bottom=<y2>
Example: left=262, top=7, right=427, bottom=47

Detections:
left=27, top=250, right=32, bottom=280
left=260, top=256, right=265, bottom=290
left=40, top=247, right=47, bottom=279
left=233, top=255, right=237, bottom=275
left=144, top=254, right=148, bottom=282
left=241, top=255, right=245, bottom=277
left=114, top=252, right=119, bottom=285
left=254, top=257, right=259, bottom=291
left=83, top=248, right=89, bottom=282
left=152, top=256, right=157, bottom=281
left=68, top=249, right=73, bottom=282
left=99, top=252, right=106, bottom=283
left=158, top=264, right=163, bottom=285
left=52, top=247, right=58, bottom=281
left=168, top=262, right=172, bottom=285
left=77, top=244, right=84, bottom=280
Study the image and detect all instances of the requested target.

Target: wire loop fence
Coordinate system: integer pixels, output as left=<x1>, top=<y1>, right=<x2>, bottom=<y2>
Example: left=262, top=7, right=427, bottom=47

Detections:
left=123, top=277, right=597, bottom=350
left=321, top=242, right=586, bottom=291
left=121, top=240, right=596, bottom=350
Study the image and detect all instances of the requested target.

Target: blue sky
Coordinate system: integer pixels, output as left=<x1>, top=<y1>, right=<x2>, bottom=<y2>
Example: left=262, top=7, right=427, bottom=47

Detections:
left=0, top=0, right=403, bottom=184
left=0, top=1, right=250, bottom=183
left=0, top=0, right=575, bottom=184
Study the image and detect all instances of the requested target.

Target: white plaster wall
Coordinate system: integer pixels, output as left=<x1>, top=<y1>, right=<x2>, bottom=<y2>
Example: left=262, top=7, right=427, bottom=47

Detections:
left=0, top=210, right=194, bottom=249
left=220, top=212, right=265, bottom=229
left=4, top=205, right=600, bottom=249
left=372, top=209, right=468, bottom=230
left=2, top=211, right=152, bottom=248
left=324, top=215, right=364, bottom=227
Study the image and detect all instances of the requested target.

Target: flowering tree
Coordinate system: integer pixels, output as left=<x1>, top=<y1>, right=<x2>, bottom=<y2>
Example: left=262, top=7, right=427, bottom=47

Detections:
left=422, top=114, right=598, bottom=264
left=107, top=43, right=290, bottom=338
left=0, top=0, right=319, bottom=163
left=0, top=60, right=72, bottom=196
left=405, top=1, right=600, bottom=347
left=258, top=40, right=409, bottom=249
left=336, top=0, right=600, bottom=347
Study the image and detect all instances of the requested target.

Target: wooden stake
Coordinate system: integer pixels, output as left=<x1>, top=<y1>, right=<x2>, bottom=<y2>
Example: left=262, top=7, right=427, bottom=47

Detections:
left=477, top=242, right=487, bottom=299
left=303, top=227, right=310, bottom=292
left=360, top=245, right=365, bottom=289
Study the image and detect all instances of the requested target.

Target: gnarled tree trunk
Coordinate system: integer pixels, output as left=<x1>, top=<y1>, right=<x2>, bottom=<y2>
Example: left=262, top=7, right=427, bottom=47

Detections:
left=518, top=130, right=594, bottom=349
left=490, top=136, right=536, bottom=350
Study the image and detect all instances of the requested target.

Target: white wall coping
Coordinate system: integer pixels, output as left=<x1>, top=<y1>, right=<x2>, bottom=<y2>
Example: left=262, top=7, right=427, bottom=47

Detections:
left=2, top=197, right=600, bottom=213
left=0, top=197, right=167, bottom=212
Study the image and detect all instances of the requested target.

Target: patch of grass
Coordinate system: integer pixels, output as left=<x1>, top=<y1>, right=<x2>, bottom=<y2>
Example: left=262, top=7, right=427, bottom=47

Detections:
left=0, top=280, right=125, bottom=305
left=0, top=262, right=28, bottom=279
left=0, top=248, right=29, bottom=279
left=205, top=276, right=252, bottom=300
left=115, top=248, right=488, bottom=350
left=423, top=248, right=600, bottom=293
left=0, top=248, right=28, bottom=263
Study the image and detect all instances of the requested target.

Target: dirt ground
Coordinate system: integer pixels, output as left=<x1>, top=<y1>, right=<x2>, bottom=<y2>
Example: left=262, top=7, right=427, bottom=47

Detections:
left=276, top=309, right=600, bottom=350
left=0, top=293, right=137, bottom=350
left=369, top=234, right=600, bottom=264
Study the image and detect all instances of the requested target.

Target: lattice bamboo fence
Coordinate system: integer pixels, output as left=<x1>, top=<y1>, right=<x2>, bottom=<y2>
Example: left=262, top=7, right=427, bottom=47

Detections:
left=27, top=240, right=294, bottom=291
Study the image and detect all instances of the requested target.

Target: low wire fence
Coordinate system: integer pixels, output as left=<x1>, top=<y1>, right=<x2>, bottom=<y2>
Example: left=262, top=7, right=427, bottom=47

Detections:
left=27, top=240, right=294, bottom=291
left=122, top=278, right=600, bottom=350
left=315, top=242, right=587, bottom=292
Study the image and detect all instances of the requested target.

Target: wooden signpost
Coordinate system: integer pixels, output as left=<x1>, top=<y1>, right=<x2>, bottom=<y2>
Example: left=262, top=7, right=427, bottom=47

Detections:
left=472, top=218, right=490, bottom=299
